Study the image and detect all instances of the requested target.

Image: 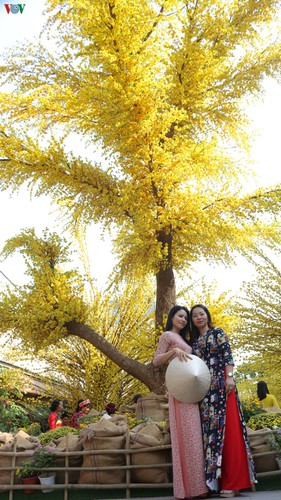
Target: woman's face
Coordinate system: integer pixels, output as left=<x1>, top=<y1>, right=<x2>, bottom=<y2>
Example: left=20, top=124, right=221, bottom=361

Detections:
left=82, top=405, right=90, bottom=414
left=191, top=307, right=208, bottom=330
left=57, top=401, right=63, bottom=412
left=171, top=309, right=188, bottom=333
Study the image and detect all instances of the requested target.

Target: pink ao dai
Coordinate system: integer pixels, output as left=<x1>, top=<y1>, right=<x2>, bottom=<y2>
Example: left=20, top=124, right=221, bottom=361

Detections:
left=153, top=331, right=207, bottom=499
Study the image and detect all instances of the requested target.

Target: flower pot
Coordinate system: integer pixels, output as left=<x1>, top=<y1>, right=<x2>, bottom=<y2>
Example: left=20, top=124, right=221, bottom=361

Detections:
left=38, top=473, right=56, bottom=493
left=21, top=476, right=39, bottom=494
left=276, top=457, right=281, bottom=470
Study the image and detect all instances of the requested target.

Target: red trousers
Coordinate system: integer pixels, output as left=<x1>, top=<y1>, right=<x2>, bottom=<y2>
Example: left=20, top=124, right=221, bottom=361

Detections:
left=220, top=390, right=251, bottom=491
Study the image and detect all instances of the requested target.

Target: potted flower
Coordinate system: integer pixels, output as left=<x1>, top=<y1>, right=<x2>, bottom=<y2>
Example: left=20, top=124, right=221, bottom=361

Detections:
left=16, top=461, right=39, bottom=494
left=266, top=427, right=281, bottom=469
left=32, top=445, right=56, bottom=493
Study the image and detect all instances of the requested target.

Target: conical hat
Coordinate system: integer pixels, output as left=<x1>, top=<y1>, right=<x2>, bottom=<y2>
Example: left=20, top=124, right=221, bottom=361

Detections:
left=165, top=355, right=211, bottom=403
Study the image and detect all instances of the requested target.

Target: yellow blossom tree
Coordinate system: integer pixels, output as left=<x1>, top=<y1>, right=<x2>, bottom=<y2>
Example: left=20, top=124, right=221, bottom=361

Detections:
left=233, top=247, right=281, bottom=401
left=0, top=1, right=281, bottom=391
left=0, top=229, right=165, bottom=393
left=1, top=274, right=156, bottom=407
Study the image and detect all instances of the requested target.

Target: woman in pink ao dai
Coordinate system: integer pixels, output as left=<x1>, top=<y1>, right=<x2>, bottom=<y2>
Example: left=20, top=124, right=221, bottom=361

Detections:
left=153, top=305, right=208, bottom=500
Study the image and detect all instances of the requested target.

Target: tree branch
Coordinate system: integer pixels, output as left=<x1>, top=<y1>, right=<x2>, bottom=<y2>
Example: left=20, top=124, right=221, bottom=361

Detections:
left=66, top=320, right=166, bottom=393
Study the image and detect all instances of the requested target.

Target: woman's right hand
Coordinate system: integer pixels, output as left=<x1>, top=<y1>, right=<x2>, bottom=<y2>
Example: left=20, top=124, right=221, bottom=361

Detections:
left=174, top=348, right=192, bottom=362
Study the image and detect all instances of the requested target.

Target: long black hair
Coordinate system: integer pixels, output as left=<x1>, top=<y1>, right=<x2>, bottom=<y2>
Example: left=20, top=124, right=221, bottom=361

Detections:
left=165, top=305, right=190, bottom=344
left=105, top=402, right=117, bottom=415
left=50, top=399, right=63, bottom=412
left=257, top=381, right=270, bottom=401
left=190, top=304, right=214, bottom=345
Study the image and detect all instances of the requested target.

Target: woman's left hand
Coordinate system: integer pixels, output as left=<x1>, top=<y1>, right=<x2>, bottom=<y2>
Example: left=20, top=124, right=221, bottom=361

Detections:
left=225, top=376, right=235, bottom=395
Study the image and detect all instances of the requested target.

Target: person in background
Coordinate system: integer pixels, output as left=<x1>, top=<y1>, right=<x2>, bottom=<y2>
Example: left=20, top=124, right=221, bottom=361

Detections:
left=48, top=399, right=63, bottom=430
left=100, top=402, right=118, bottom=420
left=257, top=381, right=280, bottom=409
left=190, top=304, right=255, bottom=499
left=72, top=399, right=91, bottom=429
left=61, top=411, right=70, bottom=426
left=132, top=394, right=142, bottom=404
left=63, top=400, right=69, bottom=409
left=153, top=305, right=208, bottom=500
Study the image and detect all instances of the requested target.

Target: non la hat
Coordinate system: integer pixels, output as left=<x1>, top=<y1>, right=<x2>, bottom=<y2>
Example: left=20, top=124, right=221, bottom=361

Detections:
left=165, top=355, right=211, bottom=403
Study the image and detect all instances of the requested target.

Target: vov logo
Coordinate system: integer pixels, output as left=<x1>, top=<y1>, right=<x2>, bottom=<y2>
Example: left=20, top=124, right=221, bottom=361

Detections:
left=4, top=4, right=26, bottom=14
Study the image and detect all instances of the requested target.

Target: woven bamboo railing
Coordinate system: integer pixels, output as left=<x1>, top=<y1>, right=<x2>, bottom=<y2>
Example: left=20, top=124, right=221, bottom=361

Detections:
left=0, top=432, right=280, bottom=499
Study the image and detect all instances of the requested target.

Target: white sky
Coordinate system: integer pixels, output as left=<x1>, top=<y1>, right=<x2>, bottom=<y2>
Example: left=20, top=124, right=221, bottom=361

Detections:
left=0, top=1, right=281, bottom=295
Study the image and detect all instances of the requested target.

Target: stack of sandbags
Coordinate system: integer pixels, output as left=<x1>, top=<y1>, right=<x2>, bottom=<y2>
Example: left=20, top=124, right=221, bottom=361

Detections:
left=130, top=422, right=171, bottom=483
left=247, top=427, right=278, bottom=472
left=78, top=414, right=128, bottom=484
left=15, top=430, right=40, bottom=484
left=52, top=433, right=83, bottom=484
left=136, top=392, right=168, bottom=422
left=0, top=430, right=40, bottom=489
left=0, top=432, right=14, bottom=491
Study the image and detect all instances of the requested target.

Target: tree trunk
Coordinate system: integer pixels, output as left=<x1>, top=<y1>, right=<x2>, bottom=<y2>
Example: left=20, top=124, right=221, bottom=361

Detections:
left=156, top=266, right=176, bottom=330
left=155, top=228, right=176, bottom=330
left=66, top=320, right=167, bottom=394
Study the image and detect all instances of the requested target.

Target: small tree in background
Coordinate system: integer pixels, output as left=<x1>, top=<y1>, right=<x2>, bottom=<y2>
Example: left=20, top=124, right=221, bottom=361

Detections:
left=233, top=247, right=281, bottom=401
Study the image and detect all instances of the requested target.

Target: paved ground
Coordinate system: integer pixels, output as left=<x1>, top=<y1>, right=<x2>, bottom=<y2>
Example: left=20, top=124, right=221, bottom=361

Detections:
left=116, top=492, right=281, bottom=500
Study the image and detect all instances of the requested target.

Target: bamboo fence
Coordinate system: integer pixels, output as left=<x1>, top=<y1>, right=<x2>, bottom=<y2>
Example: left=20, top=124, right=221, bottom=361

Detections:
left=0, top=431, right=280, bottom=499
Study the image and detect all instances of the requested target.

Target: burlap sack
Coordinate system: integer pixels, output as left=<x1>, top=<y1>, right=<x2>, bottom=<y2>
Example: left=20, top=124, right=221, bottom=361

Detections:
left=247, top=427, right=271, bottom=447
left=0, top=431, right=39, bottom=491
left=53, top=434, right=83, bottom=484
left=87, top=408, right=101, bottom=416
left=0, top=431, right=40, bottom=489
left=78, top=416, right=128, bottom=484
left=247, top=428, right=278, bottom=472
left=0, top=440, right=14, bottom=491
left=136, top=392, right=168, bottom=422
left=264, top=406, right=281, bottom=413
left=119, top=404, right=136, bottom=414
left=14, top=431, right=40, bottom=484
left=130, top=422, right=171, bottom=483
left=252, top=444, right=278, bottom=472
left=14, top=430, right=40, bottom=450
left=159, top=403, right=169, bottom=421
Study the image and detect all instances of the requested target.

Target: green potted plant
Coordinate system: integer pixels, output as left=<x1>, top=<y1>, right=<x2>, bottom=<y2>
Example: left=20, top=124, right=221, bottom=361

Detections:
left=32, top=445, right=56, bottom=493
left=16, top=461, right=38, bottom=494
